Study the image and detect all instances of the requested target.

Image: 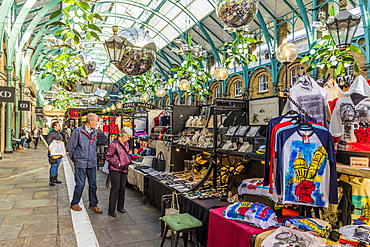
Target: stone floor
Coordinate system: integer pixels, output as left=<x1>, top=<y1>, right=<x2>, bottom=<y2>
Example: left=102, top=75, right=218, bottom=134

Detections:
left=0, top=144, right=190, bottom=247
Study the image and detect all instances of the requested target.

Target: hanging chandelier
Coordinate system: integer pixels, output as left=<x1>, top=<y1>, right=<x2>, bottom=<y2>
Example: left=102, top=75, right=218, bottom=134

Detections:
left=171, top=39, right=207, bottom=58
left=43, top=35, right=83, bottom=50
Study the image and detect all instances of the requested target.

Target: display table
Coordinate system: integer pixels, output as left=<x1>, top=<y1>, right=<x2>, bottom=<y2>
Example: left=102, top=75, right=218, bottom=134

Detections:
left=127, top=165, right=147, bottom=193
left=207, top=206, right=277, bottom=247
left=180, top=196, right=229, bottom=246
left=146, top=175, right=174, bottom=210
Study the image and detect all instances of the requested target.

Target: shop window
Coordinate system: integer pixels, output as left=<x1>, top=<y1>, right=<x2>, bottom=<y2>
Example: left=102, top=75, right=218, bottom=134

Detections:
left=258, top=75, right=268, bottom=93
left=290, top=66, right=304, bottom=86
left=214, top=85, right=221, bottom=98
left=346, top=63, right=354, bottom=76
left=234, top=80, right=242, bottom=97
left=173, top=94, right=180, bottom=105
left=186, top=96, right=192, bottom=105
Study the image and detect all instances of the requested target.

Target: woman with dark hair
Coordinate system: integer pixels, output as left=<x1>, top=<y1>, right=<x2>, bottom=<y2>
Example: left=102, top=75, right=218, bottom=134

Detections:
left=46, top=121, right=63, bottom=186
left=105, top=127, right=132, bottom=217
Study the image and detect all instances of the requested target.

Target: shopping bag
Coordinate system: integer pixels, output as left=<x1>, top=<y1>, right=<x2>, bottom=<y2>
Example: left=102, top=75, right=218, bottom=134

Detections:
left=102, top=160, right=109, bottom=174
left=152, top=151, right=166, bottom=171
left=165, top=192, right=180, bottom=216
left=49, top=140, right=65, bottom=159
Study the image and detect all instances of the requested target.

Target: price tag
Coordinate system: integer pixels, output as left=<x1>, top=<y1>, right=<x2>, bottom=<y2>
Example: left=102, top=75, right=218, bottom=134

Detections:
left=302, top=134, right=310, bottom=144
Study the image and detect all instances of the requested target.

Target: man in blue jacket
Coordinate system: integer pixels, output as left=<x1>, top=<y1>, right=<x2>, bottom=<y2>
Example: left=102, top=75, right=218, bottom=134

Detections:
left=67, top=113, right=103, bottom=214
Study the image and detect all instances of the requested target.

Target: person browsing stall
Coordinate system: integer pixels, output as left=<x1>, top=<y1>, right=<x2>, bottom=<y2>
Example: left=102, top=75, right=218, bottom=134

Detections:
left=105, top=127, right=132, bottom=217
left=67, top=113, right=103, bottom=214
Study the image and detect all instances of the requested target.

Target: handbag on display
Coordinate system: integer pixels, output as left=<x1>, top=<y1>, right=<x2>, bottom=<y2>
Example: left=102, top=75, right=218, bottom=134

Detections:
left=165, top=192, right=180, bottom=216
left=154, top=112, right=163, bottom=126
left=152, top=151, right=166, bottom=171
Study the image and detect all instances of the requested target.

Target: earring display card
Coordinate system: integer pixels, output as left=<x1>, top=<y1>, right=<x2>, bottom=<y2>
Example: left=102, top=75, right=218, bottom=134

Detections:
left=225, top=126, right=239, bottom=137
left=235, top=126, right=250, bottom=137
left=246, top=126, right=260, bottom=137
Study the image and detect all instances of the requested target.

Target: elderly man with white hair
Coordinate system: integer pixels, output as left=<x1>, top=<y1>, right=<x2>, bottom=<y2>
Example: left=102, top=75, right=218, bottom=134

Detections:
left=67, top=113, right=103, bottom=214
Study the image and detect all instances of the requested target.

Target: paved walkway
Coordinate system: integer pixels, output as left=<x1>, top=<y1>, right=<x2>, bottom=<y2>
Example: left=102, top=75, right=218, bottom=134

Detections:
left=0, top=144, right=185, bottom=247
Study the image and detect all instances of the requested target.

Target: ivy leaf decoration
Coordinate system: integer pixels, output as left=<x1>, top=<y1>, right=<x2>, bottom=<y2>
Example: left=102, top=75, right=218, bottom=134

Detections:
left=221, top=30, right=262, bottom=68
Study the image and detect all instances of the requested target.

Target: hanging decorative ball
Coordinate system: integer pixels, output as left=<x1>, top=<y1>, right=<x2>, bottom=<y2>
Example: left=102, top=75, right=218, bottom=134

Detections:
left=114, top=28, right=157, bottom=76
left=276, top=42, right=299, bottom=63
left=88, top=96, right=97, bottom=105
left=140, top=93, right=150, bottom=102
left=179, top=79, right=190, bottom=91
left=156, top=88, right=166, bottom=97
left=116, top=102, right=123, bottom=109
left=84, top=61, right=96, bottom=75
left=213, top=66, right=229, bottom=81
left=95, top=88, right=110, bottom=105
left=216, top=0, right=259, bottom=29
left=110, top=104, right=116, bottom=111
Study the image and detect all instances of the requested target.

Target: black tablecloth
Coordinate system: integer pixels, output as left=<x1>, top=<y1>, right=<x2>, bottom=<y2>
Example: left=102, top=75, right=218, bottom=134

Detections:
left=180, top=196, right=229, bottom=246
left=146, top=175, right=174, bottom=210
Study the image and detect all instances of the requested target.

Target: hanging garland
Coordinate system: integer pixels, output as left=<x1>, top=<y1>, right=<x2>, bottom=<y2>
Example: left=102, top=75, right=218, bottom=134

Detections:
left=168, top=35, right=212, bottom=99
left=221, top=30, right=262, bottom=68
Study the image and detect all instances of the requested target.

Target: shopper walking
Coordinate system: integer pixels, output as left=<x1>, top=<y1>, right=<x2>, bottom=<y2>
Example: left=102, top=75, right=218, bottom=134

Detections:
left=105, top=127, right=132, bottom=217
left=67, top=113, right=103, bottom=214
left=20, top=124, right=31, bottom=149
left=46, top=122, right=63, bottom=186
left=42, top=125, right=49, bottom=140
left=32, top=126, right=41, bottom=149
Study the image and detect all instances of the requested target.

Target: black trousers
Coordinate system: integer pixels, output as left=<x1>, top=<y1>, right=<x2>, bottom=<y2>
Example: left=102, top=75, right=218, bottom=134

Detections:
left=108, top=170, right=127, bottom=213
left=34, top=137, right=39, bottom=147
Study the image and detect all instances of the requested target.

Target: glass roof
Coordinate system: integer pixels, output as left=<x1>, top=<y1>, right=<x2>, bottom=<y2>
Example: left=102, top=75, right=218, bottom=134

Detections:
left=6, top=0, right=362, bottom=91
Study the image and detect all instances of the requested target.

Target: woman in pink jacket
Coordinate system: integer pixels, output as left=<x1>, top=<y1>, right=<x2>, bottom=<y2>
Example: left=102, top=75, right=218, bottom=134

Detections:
left=105, top=127, right=133, bottom=217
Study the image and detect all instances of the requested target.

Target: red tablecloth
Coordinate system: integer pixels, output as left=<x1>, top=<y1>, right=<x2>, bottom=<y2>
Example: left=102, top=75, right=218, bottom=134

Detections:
left=207, top=206, right=277, bottom=247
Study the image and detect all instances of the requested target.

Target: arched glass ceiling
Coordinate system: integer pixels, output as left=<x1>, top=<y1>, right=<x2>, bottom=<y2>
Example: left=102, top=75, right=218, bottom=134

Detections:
left=3, top=0, right=362, bottom=90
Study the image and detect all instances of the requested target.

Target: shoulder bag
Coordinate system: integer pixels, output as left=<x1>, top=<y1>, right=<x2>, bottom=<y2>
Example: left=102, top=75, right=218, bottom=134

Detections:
left=152, top=151, right=166, bottom=171
left=165, top=192, right=180, bottom=216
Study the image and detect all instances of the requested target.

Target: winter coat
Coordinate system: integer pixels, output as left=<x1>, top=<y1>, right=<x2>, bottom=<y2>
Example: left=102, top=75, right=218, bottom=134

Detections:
left=46, top=129, right=62, bottom=145
left=105, top=139, right=131, bottom=173
left=46, top=130, right=63, bottom=164
left=66, top=125, right=97, bottom=169
left=96, top=130, right=107, bottom=146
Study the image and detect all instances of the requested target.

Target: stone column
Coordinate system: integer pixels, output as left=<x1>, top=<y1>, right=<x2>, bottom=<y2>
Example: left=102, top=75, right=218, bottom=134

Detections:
left=13, top=76, right=20, bottom=138
left=4, top=65, right=13, bottom=153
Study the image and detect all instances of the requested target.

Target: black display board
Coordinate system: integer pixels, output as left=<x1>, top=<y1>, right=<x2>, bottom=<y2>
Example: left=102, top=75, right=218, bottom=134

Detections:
left=171, top=105, right=200, bottom=135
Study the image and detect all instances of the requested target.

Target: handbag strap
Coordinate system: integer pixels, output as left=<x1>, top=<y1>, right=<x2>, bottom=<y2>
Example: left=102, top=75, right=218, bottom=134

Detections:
left=157, top=151, right=164, bottom=159
left=171, top=192, right=180, bottom=210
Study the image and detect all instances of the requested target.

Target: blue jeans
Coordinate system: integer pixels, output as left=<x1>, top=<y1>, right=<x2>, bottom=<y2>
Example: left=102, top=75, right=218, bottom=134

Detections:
left=71, top=167, right=98, bottom=207
left=49, top=158, right=62, bottom=177
left=20, top=138, right=27, bottom=147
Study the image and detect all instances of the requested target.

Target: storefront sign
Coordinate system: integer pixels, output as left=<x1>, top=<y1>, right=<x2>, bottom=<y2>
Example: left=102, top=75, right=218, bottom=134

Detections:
left=18, top=101, right=31, bottom=111
left=35, top=107, right=44, bottom=117
left=122, top=102, right=155, bottom=109
left=0, top=86, right=15, bottom=102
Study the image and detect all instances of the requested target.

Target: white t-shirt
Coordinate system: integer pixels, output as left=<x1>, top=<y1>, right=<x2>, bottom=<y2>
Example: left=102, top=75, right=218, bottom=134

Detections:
left=329, top=96, right=370, bottom=143
left=283, top=77, right=328, bottom=126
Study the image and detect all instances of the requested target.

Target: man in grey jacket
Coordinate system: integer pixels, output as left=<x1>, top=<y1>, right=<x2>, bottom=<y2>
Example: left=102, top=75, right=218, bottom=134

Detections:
left=67, top=113, right=103, bottom=213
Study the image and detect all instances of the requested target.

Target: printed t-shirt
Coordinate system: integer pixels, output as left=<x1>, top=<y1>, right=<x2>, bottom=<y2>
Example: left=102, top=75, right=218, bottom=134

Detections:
left=275, top=126, right=337, bottom=206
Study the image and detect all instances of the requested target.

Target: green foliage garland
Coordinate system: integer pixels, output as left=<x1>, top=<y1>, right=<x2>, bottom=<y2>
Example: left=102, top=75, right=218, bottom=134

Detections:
left=168, top=35, right=212, bottom=99
left=221, top=30, right=262, bottom=68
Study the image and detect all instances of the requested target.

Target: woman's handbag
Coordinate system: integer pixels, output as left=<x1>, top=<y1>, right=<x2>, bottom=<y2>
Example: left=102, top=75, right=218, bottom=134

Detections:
left=165, top=192, right=180, bottom=216
left=152, top=151, right=166, bottom=171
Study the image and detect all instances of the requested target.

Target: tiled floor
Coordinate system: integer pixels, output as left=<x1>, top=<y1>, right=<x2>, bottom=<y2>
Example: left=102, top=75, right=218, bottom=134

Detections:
left=0, top=145, right=193, bottom=247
